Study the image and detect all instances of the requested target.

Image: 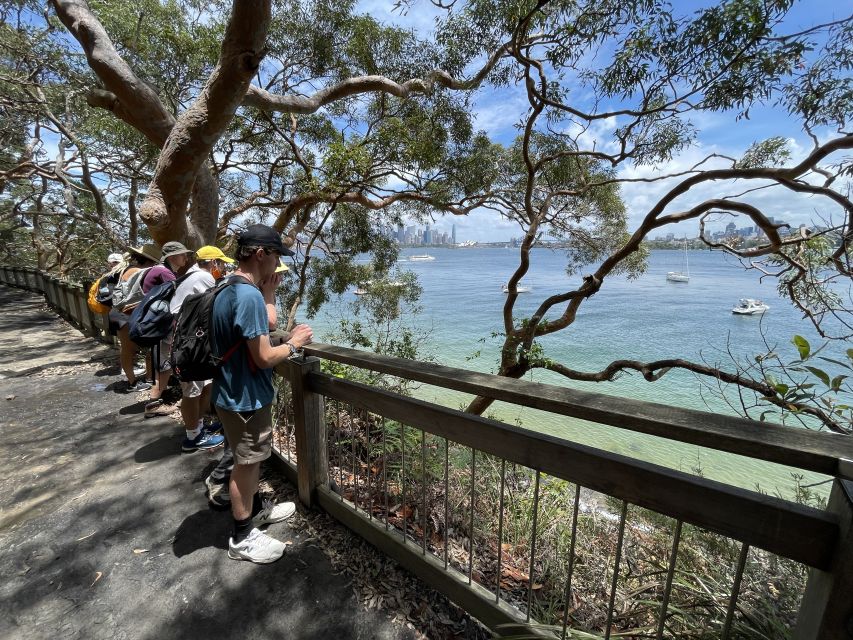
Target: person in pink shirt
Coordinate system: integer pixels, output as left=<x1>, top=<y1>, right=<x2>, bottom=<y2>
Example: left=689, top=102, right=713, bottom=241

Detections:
left=144, top=241, right=194, bottom=409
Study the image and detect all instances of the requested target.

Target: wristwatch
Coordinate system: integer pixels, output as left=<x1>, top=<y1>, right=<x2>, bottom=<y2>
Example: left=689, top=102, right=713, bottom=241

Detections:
left=285, top=341, right=298, bottom=357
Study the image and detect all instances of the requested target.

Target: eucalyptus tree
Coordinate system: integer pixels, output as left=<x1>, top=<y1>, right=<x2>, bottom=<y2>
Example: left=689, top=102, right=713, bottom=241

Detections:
left=13, top=0, right=853, bottom=429
left=428, top=1, right=853, bottom=433
left=0, top=0, right=133, bottom=272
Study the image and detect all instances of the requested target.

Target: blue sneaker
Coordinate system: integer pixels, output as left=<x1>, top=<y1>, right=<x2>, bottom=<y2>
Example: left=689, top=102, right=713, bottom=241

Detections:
left=182, top=431, right=225, bottom=452
left=203, top=419, right=223, bottom=435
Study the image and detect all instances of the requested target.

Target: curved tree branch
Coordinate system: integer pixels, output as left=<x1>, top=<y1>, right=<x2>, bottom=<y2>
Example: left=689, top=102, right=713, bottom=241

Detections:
left=540, top=358, right=849, bottom=434
left=242, top=41, right=511, bottom=114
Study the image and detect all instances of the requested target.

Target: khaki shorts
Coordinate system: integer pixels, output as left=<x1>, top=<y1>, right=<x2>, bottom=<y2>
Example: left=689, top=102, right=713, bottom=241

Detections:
left=215, top=404, right=273, bottom=465
left=180, top=379, right=211, bottom=398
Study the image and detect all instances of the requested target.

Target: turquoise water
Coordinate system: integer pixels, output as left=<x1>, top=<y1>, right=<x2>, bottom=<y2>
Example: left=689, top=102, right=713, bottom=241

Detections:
left=306, top=247, right=840, bottom=497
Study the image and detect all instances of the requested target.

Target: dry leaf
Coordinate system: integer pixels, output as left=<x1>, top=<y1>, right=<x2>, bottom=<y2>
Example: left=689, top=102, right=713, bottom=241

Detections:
left=76, top=532, right=96, bottom=542
left=132, top=548, right=149, bottom=554
left=5, top=395, right=15, bottom=401
left=90, top=572, right=102, bottom=587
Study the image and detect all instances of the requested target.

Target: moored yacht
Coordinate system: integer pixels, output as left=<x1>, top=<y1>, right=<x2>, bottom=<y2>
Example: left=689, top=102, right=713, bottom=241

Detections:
left=732, top=298, right=769, bottom=315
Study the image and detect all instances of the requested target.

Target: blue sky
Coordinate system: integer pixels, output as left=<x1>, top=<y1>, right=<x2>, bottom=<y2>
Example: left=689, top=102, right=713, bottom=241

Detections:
left=356, top=0, right=852, bottom=243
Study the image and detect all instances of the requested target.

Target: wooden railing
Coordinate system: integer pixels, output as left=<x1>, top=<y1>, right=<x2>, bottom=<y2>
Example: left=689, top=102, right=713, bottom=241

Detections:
left=0, top=266, right=114, bottom=343
left=3, top=267, right=852, bottom=638
left=275, top=349, right=853, bottom=638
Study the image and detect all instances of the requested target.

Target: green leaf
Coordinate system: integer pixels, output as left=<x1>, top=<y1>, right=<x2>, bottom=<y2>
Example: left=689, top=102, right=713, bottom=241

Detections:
left=792, top=335, right=810, bottom=360
left=847, top=348, right=853, bottom=361
left=773, top=383, right=789, bottom=395
left=805, top=366, right=831, bottom=386
left=818, top=357, right=853, bottom=371
left=831, top=375, right=848, bottom=392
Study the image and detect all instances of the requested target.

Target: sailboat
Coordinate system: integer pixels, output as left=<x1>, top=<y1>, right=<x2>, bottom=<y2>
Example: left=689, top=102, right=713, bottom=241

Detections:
left=666, top=243, right=690, bottom=283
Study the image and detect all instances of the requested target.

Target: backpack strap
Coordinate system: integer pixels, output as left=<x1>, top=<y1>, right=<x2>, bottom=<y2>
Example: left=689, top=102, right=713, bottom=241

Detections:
left=210, top=275, right=255, bottom=366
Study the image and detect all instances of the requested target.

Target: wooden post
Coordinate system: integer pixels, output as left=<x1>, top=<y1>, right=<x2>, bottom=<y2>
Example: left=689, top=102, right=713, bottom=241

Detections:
left=58, top=282, right=71, bottom=320
left=288, top=356, right=328, bottom=508
left=71, top=284, right=89, bottom=332
left=794, top=479, right=853, bottom=639
left=47, top=276, right=59, bottom=309
left=35, top=270, right=46, bottom=294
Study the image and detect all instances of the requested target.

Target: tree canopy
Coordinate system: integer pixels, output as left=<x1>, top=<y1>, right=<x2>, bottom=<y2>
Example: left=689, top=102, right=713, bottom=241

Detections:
left=1, top=0, right=851, bottom=429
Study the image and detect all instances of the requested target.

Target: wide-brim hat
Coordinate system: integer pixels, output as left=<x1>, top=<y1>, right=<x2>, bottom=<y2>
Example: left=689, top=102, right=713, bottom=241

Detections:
left=128, top=244, right=162, bottom=263
left=107, top=252, right=123, bottom=264
left=161, top=241, right=194, bottom=260
left=196, top=245, right=235, bottom=264
left=237, top=224, right=295, bottom=256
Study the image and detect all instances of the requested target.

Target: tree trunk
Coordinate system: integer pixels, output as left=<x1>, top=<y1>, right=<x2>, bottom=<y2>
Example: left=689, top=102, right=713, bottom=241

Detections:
left=465, top=361, right=529, bottom=415
left=128, top=176, right=139, bottom=247
left=138, top=0, right=271, bottom=246
left=51, top=0, right=226, bottom=247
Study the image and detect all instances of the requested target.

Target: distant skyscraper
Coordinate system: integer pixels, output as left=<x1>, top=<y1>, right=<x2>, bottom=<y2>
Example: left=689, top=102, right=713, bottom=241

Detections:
left=424, top=223, right=432, bottom=244
left=397, top=223, right=405, bottom=244
left=452, top=223, right=456, bottom=244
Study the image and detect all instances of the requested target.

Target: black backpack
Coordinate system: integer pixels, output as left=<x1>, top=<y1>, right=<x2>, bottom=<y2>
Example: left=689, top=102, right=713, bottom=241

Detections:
left=127, top=273, right=189, bottom=347
left=169, top=275, right=251, bottom=381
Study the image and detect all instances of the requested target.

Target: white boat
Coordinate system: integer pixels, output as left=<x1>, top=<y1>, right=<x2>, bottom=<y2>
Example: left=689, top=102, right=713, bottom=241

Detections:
left=732, top=298, right=769, bottom=315
left=409, top=254, right=435, bottom=261
left=502, top=283, right=531, bottom=293
left=354, top=280, right=372, bottom=295
left=666, top=243, right=690, bottom=283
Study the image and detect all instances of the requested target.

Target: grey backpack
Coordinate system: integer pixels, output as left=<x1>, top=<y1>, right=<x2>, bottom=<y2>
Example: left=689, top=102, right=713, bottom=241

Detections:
left=113, top=267, right=151, bottom=312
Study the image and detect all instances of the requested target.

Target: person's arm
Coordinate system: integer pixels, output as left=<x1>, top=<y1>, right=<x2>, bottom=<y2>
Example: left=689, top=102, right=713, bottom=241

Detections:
left=245, top=324, right=313, bottom=368
left=258, top=272, right=282, bottom=331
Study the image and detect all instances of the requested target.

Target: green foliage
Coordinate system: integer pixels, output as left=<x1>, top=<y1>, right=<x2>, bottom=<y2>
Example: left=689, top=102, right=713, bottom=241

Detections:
left=736, top=137, right=792, bottom=169
left=767, top=235, right=847, bottom=329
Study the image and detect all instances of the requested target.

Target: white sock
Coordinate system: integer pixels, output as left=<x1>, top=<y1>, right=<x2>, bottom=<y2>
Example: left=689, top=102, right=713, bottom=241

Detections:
left=186, top=426, right=201, bottom=439
left=196, top=419, right=205, bottom=430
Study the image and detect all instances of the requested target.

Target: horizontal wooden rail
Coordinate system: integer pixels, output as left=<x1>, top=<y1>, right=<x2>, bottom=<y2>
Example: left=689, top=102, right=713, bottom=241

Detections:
left=308, top=371, right=839, bottom=570
left=304, top=343, right=853, bottom=480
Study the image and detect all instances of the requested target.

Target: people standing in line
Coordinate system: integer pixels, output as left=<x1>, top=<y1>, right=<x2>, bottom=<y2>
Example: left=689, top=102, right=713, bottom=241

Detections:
left=205, top=257, right=290, bottom=509
left=211, top=224, right=313, bottom=563
left=166, top=245, right=231, bottom=452
left=109, top=244, right=160, bottom=392
left=143, top=241, right=195, bottom=414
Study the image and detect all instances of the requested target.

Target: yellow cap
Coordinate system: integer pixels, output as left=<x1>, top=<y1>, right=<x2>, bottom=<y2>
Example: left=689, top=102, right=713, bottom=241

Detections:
left=196, top=245, right=235, bottom=264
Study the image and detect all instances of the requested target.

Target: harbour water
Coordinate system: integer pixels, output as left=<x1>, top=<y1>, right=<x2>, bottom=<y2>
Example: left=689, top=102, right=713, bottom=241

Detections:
left=305, top=247, right=843, bottom=498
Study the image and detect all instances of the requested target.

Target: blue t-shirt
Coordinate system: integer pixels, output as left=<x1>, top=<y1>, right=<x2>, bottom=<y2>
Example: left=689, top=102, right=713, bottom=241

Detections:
left=211, top=282, right=272, bottom=411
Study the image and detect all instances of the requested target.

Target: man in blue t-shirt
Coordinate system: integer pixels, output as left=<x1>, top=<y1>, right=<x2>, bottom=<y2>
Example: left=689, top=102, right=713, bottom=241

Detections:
left=212, top=224, right=313, bottom=564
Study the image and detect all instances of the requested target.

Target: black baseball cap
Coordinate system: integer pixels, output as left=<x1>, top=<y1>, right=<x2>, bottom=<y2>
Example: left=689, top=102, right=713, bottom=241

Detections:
left=237, top=224, right=294, bottom=256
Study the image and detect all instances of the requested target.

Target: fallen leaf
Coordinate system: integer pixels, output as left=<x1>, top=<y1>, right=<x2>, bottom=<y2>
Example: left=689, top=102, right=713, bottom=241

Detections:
left=132, top=548, right=149, bottom=554
left=5, top=395, right=15, bottom=401
left=76, top=532, right=96, bottom=542
left=90, top=572, right=102, bottom=587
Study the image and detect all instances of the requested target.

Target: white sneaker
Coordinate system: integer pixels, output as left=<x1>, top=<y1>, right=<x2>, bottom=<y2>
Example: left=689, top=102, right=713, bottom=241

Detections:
left=254, top=499, right=296, bottom=527
left=228, top=528, right=286, bottom=564
left=133, top=367, right=147, bottom=378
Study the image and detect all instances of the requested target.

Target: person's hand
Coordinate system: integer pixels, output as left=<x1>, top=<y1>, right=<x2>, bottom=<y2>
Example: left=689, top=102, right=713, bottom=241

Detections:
left=259, top=272, right=282, bottom=301
left=287, top=324, right=313, bottom=349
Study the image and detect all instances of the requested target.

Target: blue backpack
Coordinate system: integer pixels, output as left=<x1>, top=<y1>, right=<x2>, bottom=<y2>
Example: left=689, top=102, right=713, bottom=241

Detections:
left=128, top=275, right=186, bottom=347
